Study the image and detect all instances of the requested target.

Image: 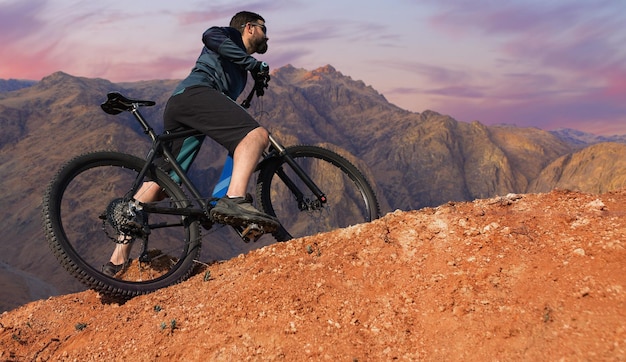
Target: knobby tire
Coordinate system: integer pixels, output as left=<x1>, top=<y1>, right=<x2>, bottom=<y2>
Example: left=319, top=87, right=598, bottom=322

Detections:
left=42, top=151, right=201, bottom=299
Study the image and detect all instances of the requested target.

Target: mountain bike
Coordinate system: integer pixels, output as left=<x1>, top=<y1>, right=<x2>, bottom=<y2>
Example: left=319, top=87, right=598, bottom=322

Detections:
left=42, top=75, right=380, bottom=299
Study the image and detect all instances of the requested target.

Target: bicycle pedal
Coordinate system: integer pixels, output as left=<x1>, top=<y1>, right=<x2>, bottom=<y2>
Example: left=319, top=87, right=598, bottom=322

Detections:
left=240, top=223, right=264, bottom=243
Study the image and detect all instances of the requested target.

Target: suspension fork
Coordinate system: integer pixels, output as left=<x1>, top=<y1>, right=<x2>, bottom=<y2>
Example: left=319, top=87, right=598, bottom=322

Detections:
left=267, top=134, right=327, bottom=207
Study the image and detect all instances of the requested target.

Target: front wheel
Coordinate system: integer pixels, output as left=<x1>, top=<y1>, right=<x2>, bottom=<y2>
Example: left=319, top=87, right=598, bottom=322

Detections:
left=42, top=151, right=201, bottom=299
left=256, top=146, right=380, bottom=241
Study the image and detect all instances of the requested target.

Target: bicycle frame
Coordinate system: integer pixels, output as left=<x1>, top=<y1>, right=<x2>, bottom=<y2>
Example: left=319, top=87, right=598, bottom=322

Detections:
left=125, top=104, right=208, bottom=217
left=122, top=100, right=328, bottom=231
left=42, top=81, right=379, bottom=298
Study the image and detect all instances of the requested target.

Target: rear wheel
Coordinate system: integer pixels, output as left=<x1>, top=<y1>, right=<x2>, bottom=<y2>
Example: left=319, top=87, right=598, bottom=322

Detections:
left=256, top=146, right=380, bottom=241
left=42, top=151, right=201, bottom=299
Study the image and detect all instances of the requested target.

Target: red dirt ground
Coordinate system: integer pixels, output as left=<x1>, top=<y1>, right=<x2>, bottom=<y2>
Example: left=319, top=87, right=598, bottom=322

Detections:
left=1, top=189, right=625, bottom=361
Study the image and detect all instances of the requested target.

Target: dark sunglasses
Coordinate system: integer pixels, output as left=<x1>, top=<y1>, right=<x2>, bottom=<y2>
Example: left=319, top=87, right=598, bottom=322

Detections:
left=248, top=22, right=267, bottom=35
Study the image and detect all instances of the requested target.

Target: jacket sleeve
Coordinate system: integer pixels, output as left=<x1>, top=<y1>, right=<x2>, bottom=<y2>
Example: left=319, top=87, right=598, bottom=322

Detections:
left=202, top=26, right=259, bottom=71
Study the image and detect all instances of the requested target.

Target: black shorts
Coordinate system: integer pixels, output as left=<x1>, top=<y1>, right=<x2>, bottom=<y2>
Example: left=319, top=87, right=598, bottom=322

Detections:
left=163, top=85, right=260, bottom=155
left=156, top=86, right=260, bottom=178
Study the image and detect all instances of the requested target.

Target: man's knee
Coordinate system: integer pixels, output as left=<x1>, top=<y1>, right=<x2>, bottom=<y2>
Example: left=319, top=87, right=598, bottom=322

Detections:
left=246, top=127, right=269, bottom=148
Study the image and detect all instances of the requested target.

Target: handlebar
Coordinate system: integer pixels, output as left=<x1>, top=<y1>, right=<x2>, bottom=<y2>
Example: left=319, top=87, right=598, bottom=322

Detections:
left=241, top=62, right=270, bottom=109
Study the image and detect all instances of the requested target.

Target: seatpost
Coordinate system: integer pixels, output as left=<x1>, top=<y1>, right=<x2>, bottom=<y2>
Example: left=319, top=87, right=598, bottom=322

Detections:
left=130, top=104, right=158, bottom=142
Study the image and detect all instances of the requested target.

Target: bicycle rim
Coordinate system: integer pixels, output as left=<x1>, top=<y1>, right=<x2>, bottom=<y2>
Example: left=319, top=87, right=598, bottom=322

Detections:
left=42, top=151, right=201, bottom=298
left=257, top=146, right=380, bottom=241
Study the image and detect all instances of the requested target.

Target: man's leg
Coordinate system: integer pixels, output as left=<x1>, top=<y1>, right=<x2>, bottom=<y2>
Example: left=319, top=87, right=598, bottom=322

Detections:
left=163, top=86, right=277, bottom=229
left=210, top=126, right=278, bottom=230
left=226, top=127, right=269, bottom=197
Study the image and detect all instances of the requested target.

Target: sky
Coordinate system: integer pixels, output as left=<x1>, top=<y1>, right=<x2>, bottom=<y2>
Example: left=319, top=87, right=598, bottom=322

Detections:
left=1, top=0, right=625, bottom=135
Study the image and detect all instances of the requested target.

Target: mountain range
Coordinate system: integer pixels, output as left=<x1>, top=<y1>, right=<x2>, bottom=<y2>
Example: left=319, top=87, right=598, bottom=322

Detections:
left=550, top=128, right=626, bottom=146
left=1, top=65, right=625, bottom=312
left=0, top=79, right=37, bottom=93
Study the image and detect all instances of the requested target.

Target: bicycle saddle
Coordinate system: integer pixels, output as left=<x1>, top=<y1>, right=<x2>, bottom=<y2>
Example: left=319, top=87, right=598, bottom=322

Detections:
left=100, top=91, right=156, bottom=115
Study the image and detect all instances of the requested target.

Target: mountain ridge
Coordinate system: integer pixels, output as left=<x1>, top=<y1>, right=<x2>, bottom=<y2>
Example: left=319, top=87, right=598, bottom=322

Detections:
left=550, top=128, right=626, bottom=147
left=5, top=69, right=625, bottom=146
left=0, top=78, right=37, bottom=93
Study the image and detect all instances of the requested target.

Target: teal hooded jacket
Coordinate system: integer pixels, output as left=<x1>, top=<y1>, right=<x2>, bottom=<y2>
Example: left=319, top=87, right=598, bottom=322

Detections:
left=173, top=26, right=262, bottom=100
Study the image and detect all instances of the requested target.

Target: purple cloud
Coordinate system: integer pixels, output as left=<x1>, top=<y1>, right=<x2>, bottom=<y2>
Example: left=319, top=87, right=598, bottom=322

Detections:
left=413, top=0, right=626, bottom=134
left=263, top=48, right=314, bottom=68
left=428, top=1, right=613, bottom=36
left=426, top=1, right=625, bottom=73
left=0, top=0, right=46, bottom=43
left=385, top=61, right=475, bottom=85
left=423, top=86, right=484, bottom=99
left=175, top=2, right=291, bottom=26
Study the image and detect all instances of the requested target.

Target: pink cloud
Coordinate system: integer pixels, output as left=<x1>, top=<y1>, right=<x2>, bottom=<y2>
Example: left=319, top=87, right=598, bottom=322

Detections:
left=86, top=56, right=192, bottom=82
left=599, top=67, right=626, bottom=100
left=0, top=1, right=106, bottom=80
left=0, top=41, right=65, bottom=80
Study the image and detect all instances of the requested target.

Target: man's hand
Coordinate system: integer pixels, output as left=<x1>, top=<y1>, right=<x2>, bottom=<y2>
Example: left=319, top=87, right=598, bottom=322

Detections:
left=251, top=61, right=270, bottom=96
left=242, top=62, right=270, bottom=108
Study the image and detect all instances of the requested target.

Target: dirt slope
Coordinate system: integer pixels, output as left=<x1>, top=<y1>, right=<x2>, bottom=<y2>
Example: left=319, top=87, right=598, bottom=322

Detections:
left=1, top=189, right=625, bottom=361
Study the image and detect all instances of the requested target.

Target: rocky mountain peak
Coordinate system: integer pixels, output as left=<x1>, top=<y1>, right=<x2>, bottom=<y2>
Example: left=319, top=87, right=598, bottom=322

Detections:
left=36, top=71, right=84, bottom=89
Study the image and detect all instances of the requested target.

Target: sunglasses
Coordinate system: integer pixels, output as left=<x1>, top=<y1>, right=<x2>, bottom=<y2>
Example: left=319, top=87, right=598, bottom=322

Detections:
left=248, top=22, right=267, bottom=35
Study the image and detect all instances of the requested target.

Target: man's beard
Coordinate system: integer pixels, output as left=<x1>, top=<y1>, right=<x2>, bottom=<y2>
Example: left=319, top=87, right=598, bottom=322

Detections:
left=256, top=40, right=268, bottom=54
